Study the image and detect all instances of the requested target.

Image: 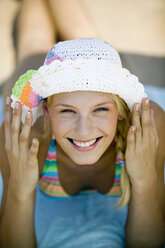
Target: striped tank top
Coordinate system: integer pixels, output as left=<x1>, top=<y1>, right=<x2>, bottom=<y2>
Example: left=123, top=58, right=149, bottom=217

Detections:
left=39, top=138, right=122, bottom=198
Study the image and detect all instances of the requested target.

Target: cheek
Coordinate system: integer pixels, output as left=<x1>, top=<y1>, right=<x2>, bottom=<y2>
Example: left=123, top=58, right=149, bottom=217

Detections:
left=50, top=116, right=74, bottom=137
left=97, top=115, right=118, bottom=134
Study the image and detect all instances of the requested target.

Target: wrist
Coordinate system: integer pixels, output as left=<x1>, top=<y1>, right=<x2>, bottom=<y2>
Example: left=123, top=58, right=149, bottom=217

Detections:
left=131, top=172, right=159, bottom=190
left=7, top=182, right=36, bottom=203
left=131, top=179, right=159, bottom=197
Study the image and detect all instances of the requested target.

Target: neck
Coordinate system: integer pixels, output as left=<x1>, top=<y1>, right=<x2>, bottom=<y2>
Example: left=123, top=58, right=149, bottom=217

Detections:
left=56, top=141, right=117, bottom=195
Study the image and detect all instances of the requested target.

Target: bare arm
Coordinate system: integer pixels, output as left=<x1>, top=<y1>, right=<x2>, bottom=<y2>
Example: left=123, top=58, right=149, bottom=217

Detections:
left=0, top=99, right=39, bottom=248
left=0, top=188, right=36, bottom=247
left=125, top=99, right=165, bottom=247
left=49, top=0, right=99, bottom=40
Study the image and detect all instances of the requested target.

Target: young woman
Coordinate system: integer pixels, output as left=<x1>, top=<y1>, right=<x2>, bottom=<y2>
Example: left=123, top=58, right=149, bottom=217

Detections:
left=0, top=38, right=164, bottom=248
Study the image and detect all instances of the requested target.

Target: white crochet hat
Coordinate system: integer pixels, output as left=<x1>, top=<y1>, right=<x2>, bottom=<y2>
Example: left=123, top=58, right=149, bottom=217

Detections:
left=11, top=38, right=147, bottom=125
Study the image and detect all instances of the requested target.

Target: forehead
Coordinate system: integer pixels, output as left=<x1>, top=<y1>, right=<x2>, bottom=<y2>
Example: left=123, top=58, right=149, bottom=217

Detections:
left=52, top=91, right=115, bottom=105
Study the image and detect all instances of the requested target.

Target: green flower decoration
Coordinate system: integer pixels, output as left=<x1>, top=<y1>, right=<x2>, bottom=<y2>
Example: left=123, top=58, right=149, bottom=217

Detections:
left=12, top=70, right=37, bottom=98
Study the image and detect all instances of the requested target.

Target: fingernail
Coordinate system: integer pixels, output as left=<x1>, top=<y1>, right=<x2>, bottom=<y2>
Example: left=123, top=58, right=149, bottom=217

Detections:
left=131, top=126, right=136, bottom=132
left=26, top=111, right=31, bottom=119
left=6, top=96, right=10, bottom=105
left=135, top=104, right=139, bottom=111
left=144, top=98, right=149, bottom=105
left=32, top=138, right=38, bottom=145
left=15, top=102, right=19, bottom=110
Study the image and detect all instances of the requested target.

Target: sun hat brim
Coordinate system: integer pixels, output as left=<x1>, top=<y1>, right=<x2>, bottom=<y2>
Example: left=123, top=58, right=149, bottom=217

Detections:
left=11, top=58, right=147, bottom=125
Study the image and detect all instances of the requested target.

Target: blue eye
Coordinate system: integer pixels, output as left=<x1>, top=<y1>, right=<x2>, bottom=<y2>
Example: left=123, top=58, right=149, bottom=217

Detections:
left=95, top=107, right=109, bottom=112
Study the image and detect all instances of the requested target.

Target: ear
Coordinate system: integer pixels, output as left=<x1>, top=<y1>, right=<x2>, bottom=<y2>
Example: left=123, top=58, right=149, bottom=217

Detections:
left=42, top=101, right=51, bottom=121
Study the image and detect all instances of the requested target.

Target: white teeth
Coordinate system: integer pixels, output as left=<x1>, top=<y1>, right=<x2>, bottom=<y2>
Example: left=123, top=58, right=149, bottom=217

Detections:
left=72, top=138, right=97, bottom=147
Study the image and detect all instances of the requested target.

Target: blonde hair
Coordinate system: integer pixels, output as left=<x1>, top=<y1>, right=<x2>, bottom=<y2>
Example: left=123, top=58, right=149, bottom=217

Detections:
left=45, top=93, right=132, bottom=207
left=46, top=95, right=54, bottom=105
left=110, top=94, right=132, bottom=208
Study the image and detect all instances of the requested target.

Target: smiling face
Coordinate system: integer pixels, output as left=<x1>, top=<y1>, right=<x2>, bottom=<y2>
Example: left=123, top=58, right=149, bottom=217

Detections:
left=46, top=91, right=119, bottom=165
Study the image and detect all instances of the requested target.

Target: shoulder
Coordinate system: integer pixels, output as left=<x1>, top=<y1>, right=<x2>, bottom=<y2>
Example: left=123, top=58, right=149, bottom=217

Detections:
left=149, top=100, right=165, bottom=160
left=149, top=101, right=164, bottom=184
left=0, top=121, right=10, bottom=180
left=149, top=100, right=165, bottom=128
left=0, top=121, right=10, bottom=220
left=149, top=100, right=165, bottom=213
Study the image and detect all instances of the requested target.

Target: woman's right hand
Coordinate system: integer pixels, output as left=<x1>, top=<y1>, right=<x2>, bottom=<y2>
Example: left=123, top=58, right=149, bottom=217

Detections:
left=4, top=97, right=39, bottom=199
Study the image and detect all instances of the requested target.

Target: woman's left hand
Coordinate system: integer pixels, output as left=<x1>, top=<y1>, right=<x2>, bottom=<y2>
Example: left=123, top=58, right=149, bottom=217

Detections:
left=125, top=98, right=159, bottom=188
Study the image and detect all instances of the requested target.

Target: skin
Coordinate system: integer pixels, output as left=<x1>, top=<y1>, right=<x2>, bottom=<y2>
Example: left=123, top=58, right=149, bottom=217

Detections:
left=44, top=92, right=119, bottom=195
left=48, top=92, right=118, bottom=165
left=48, top=0, right=98, bottom=41
left=0, top=91, right=164, bottom=247
left=125, top=99, right=165, bottom=247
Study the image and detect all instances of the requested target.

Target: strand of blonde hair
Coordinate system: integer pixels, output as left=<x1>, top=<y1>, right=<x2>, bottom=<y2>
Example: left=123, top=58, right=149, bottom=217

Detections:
left=111, top=94, right=132, bottom=208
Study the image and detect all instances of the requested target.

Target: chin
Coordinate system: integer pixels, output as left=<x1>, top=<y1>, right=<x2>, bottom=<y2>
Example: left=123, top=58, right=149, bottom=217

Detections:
left=69, top=154, right=101, bottom=166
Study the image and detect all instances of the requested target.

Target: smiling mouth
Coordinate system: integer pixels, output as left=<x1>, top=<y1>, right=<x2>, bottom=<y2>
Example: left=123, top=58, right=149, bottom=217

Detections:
left=67, top=137, right=102, bottom=148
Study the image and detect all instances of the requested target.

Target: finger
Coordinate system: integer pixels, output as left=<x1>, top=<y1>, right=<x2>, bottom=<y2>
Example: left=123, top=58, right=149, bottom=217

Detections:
left=150, top=108, right=159, bottom=144
left=28, top=138, right=39, bottom=168
left=126, top=125, right=136, bottom=151
left=132, top=103, right=142, bottom=145
left=11, top=102, right=22, bottom=156
left=141, top=98, right=151, bottom=140
left=150, top=108, right=156, bottom=130
left=4, top=96, right=13, bottom=152
left=19, top=111, right=33, bottom=157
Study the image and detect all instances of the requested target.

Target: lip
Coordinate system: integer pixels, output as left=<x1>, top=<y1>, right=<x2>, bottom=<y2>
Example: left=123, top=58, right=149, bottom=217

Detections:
left=67, top=137, right=103, bottom=152
left=68, top=138, right=97, bottom=143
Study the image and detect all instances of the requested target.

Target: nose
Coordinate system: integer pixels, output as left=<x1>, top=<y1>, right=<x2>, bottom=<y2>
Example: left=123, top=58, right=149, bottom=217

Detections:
left=74, top=116, right=93, bottom=137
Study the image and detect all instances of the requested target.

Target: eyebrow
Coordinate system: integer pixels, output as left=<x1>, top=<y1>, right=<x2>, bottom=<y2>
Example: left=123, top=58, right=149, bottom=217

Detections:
left=54, top=101, right=113, bottom=108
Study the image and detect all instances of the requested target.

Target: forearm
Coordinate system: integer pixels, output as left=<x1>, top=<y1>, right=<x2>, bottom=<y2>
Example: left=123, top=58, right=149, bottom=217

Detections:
left=0, top=188, right=37, bottom=248
left=126, top=183, right=164, bottom=248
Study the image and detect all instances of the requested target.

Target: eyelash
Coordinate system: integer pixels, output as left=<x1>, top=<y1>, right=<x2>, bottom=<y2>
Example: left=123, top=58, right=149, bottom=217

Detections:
left=95, top=107, right=109, bottom=112
left=61, top=109, right=75, bottom=113
left=60, top=108, right=109, bottom=113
